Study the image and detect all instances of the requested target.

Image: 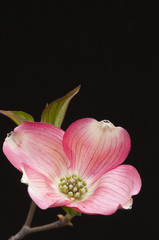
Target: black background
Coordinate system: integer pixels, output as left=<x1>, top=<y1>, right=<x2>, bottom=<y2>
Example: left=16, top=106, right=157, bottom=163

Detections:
left=0, top=1, right=158, bottom=240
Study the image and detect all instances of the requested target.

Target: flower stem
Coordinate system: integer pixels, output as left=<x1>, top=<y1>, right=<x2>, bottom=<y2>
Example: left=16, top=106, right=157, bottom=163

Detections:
left=26, top=213, right=74, bottom=234
left=24, top=200, right=37, bottom=226
left=8, top=201, right=75, bottom=240
left=8, top=200, right=37, bottom=240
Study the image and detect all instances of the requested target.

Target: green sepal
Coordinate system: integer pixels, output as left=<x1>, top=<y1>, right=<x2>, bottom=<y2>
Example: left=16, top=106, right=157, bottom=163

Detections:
left=62, top=206, right=81, bottom=216
left=0, top=110, right=34, bottom=125
left=41, top=85, right=81, bottom=127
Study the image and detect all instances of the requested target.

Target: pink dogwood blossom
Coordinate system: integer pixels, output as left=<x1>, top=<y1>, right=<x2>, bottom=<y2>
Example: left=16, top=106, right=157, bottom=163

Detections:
left=3, top=118, right=141, bottom=215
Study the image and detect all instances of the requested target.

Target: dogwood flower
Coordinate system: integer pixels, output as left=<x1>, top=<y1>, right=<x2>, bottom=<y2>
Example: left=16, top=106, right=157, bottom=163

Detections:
left=3, top=118, right=141, bottom=215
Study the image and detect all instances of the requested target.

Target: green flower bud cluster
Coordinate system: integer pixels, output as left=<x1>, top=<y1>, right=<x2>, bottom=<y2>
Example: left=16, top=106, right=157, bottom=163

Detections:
left=59, top=175, right=88, bottom=200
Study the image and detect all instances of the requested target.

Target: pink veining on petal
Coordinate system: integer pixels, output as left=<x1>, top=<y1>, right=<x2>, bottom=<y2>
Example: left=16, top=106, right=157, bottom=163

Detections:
left=63, top=118, right=131, bottom=181
left=22, top=164, right=72, bottom=209
left=66, top=165, right=141, bottom=215
left=3, top=118, right=141, bottom=214
left=3, top=122, right=70, bottom=181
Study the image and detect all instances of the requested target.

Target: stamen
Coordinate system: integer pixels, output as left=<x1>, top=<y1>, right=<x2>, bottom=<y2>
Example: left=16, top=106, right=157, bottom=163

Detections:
left=74, top=192, right=80, bottom=199
left=76, top=182, right=82, bottom=188
left=68, top=184, right=73, bottom=190
left=68, top=191, right=74, bottom=197
left=73, top=187, right=78, bottom=193
left=59, top=175, right=88, bottom=200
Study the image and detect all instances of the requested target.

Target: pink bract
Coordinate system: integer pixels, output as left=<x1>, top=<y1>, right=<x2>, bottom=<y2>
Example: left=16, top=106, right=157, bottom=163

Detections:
left=3, top=118, right=141, bottom=215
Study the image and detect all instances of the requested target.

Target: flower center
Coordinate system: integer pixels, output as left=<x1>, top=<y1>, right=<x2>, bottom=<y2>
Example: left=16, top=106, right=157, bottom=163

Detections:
left=59, top=174, right=88, bottom=200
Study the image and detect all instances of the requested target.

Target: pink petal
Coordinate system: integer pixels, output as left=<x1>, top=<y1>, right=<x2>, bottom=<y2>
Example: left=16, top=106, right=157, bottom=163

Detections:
left=66, top=165, right=141, bottom=215
left=22, top=164, right=72, bottom=209
left=3, top=122, right=70, bottom=181
left=63, top=118, right=131, bottom=181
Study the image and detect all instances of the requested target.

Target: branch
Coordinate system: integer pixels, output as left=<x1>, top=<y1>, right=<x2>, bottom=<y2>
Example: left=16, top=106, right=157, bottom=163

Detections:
left=8, top=201, right=36, bottom=240
left=8, top=214, right=74, bottom=240
left=24, top=201, right=36, bottom=226
left=29, top=214, right=74, bottom=233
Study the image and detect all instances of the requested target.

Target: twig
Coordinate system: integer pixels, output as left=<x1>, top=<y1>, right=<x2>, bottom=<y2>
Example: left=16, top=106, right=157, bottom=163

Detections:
left=24, top=201, right=36, bottom=226
left=8, top=203, right=75, bottom=240
left=8, top=201, right=37, bottom=240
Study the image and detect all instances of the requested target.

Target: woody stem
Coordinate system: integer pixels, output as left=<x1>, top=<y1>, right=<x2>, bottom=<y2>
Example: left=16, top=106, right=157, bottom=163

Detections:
left=8, top=200, right=36, bottom=240
left=8, top=201, right=74, bottom=240
left=24, top=200, right=37, bottom=226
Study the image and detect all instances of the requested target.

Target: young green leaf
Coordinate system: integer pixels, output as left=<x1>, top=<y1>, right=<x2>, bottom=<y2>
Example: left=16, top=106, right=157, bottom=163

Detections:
left=41, top=85, right=81, bottom=127
left=0, top=110, right=34, bottom=125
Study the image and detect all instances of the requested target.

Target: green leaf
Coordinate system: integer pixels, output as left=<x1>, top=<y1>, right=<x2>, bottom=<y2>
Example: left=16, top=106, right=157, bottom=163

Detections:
left=0, top=110, right=34, bottom=125
left=41, top=85, right=81, bottom=127
left=62, top=206, right=81, bottom=216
